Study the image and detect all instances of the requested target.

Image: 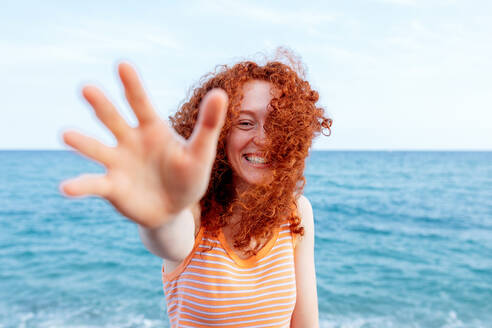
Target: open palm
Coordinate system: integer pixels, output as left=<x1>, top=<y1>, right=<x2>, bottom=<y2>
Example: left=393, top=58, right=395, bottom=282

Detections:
left=60, top=63, right=227, bottom=229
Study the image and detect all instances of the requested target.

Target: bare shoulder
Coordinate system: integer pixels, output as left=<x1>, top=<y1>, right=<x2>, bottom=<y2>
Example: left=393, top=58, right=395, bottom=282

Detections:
left=296, top=195, right=313, bottom=225
left=294, top=195, right=315, bottom=246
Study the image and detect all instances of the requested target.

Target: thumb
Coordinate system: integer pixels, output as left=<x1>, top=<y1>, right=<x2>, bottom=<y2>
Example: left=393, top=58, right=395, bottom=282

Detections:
left=188, top=88, right=228, bottom=160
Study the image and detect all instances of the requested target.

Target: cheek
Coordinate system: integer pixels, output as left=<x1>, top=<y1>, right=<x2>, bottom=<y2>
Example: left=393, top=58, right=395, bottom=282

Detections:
left=225, top=135, right=240, bottom=164
left=226, top=131, right=247, bottom=156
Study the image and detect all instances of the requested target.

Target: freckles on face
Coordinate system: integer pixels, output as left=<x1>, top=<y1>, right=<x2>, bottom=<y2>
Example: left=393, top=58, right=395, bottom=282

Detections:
left=226, top=80, right=275, bottom=188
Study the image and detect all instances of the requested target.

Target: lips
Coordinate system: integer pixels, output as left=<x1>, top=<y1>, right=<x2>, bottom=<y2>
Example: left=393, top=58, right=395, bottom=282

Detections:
left=244, top=155, right=266, bottom=164
left=243, top=153, right=269, bottom=165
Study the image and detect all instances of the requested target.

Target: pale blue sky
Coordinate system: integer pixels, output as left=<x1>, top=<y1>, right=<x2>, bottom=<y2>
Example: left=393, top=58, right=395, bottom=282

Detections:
left=1, top=0, right=491, bottom=150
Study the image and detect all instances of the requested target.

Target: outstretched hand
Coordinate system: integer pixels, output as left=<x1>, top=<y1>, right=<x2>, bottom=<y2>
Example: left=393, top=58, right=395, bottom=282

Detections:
left=60, top=63, right=228, bottom=228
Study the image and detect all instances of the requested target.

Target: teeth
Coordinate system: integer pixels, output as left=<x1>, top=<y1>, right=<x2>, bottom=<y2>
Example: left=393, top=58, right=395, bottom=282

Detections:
left=244, top=155, right=266, bottom=164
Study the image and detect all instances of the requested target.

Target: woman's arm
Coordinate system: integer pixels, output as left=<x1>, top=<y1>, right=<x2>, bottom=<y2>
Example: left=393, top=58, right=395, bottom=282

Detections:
left=290, top=194, right=319, bottom=328
left=138, top=206, right=193, bottom=261
left=138, top=202, right=201, bottom=261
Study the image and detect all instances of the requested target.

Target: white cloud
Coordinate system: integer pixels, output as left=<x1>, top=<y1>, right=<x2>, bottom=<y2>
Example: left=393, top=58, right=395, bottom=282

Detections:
left=58, top=20, right=182, bottom=52
left=0, top=42, right=102, bottom=65
left=0, top=20, right=182, bottom=69
left=192, top=0, right=336, bottom=26
left=375, top=0, right=418, bottom=6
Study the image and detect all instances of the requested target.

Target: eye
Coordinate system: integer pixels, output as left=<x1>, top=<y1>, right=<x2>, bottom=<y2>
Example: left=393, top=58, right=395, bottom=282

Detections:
left=236, top=120, right=255, bottom=129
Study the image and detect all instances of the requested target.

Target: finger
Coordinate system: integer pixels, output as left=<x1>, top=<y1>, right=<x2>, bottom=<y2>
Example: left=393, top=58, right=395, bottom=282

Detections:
left=82, top=86, right=132, bottom=141
left=188, top=88, right=228, bottom=161
left=62, top=130, right=115, bottom=167
left=59, top=174, right=112, bottom=198
left=118, top=62, right=159, bottom=126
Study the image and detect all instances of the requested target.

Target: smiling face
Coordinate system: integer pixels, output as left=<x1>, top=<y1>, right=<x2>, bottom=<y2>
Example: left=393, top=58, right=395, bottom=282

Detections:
left=226, top=80, right=275, bottom=191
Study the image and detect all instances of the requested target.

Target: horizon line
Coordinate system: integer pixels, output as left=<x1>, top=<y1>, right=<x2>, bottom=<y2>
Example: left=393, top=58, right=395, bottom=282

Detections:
left=1, top=149, right=491, bottom=152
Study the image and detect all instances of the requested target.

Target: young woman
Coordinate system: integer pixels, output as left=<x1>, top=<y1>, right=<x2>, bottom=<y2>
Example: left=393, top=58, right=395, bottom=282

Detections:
left=60, top=52, right=332, bottom=327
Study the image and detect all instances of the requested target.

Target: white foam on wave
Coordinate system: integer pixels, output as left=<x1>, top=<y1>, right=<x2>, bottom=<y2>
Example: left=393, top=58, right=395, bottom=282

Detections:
left=319, top=310, right=490, bottom=328
left=1, top=302, right=169, bottom=328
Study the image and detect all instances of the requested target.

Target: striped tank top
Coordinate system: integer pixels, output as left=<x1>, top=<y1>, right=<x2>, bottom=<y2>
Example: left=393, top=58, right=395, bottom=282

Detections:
left=161, top=222, right=297, bottom=328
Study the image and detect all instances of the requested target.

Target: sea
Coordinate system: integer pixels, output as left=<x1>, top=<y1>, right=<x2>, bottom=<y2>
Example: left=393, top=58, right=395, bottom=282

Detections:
left=0, top=150, right=491, bottom=328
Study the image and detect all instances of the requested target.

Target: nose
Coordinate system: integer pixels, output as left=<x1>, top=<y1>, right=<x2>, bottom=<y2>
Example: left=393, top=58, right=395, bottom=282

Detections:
left=252, top=125, right=267, bottom=146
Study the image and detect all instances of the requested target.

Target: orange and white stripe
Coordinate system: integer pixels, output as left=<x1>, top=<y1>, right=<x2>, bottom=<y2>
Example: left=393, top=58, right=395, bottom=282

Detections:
left=162, top=222, right=297, bottom=328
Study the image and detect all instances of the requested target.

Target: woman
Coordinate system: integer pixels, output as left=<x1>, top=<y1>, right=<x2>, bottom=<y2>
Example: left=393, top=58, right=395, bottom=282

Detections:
left=60, top=51, right=332, bottom=327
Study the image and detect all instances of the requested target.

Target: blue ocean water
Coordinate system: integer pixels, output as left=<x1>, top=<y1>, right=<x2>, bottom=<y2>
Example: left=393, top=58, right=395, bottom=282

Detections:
left=0, top=150, right=491, bottom=328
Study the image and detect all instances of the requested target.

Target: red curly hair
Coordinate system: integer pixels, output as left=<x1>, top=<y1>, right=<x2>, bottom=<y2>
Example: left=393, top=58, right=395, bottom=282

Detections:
left=169, top=49, right=332, bottom=256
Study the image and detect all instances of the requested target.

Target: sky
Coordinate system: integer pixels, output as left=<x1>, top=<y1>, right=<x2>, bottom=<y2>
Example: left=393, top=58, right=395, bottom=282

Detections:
left=1, top=0, right=491, bottom=150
